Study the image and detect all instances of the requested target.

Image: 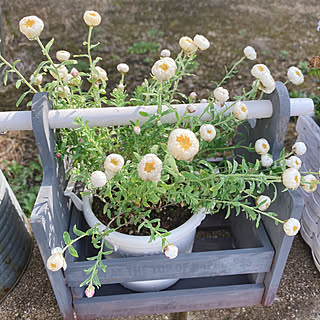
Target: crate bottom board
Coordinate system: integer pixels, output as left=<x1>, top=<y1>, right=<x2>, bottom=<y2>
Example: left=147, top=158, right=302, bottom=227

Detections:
left=74, top=277, right=264, bottom=319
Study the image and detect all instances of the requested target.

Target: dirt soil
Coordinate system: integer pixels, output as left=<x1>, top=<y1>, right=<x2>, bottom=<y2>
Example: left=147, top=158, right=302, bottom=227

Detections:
left=0, top=0, right=319, bottom=319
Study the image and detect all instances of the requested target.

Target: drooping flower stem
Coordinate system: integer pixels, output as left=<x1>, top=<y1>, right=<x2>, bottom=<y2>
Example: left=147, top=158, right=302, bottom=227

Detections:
left=0, top=55, right=37, bottom=93
left=61, top=233, right=88, bottom=254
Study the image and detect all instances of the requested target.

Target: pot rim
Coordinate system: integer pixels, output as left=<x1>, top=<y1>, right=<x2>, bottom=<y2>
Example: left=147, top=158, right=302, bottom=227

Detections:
left=82, top=194, right=207, bottom=245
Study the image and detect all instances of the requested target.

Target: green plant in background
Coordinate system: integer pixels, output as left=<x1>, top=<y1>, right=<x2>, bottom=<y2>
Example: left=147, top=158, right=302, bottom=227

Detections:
left=0, top=10, right=315, bottom=298
left=3, top=158, right=42, bottom=216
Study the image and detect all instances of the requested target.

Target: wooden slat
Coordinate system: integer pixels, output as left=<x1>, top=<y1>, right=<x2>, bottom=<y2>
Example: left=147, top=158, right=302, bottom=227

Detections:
left=66, top=247, right=273, bottom=287
left=74, top=283, right=264, bottom=319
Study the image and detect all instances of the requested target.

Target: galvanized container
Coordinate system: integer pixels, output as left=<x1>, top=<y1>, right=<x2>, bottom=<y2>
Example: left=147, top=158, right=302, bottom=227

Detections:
left=0, top=169, right=32, bottom=301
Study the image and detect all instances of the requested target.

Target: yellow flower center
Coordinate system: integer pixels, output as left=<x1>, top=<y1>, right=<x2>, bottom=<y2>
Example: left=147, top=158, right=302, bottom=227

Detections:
left=293, top=226, right=298, bottom=232
left=89, top=12, right=97, bottom=16
left=296, top=71, right=301, bottom=77
left=25, top=19, right=35, bottom=28
left=111, top=159, right=119, bottom=166
left=294, top=175, right=299, bottom=183
left=262, top=143, right=267, bottom=149
left=144, top=161, right=155, bottom=173
left=159, top=63, right=169, bottom=71
left=51, top=263, right=57, bottom=269
left=207, top=130, right=212, bottom=134
left=296, top=161, right=299, bottom=165
left=176, top=134, right=192, bottom=151
left=241, top=106, right=247, bottom=112
left=186, top=39, right=192, bottom=43
left=258, top=66, right=264, bottom=72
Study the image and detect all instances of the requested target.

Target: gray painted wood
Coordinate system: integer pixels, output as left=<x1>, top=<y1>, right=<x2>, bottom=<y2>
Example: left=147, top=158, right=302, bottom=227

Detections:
left=30, top=93, right=74, bottom=320
left=74, top=284, right=264, bottom=319
left=296, top=115, right=320, bottom=272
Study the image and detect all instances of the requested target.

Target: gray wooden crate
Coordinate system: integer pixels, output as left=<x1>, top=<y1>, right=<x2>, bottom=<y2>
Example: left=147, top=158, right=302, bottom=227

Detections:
left=30, top=82, right=304, bottom=320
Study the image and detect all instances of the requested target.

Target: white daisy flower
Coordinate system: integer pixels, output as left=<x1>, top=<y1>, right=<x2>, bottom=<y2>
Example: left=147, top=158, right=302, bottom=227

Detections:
left=244, top=46, right=256, bottom=60
left=167, top=128, right=199, bottom=161
left=287, top=66, right=304, bottom=85
left=83, top=10, right=101, bottom=27
left=57, top=85, right=71, bottom=98
left=49, top=64, right=68, bottom=80
left=19, top=16, right=44, bottom=40
left=283, top=218, right=301, bottom=236
left=93, top=66, right=108, bottom=81
left=213, top=87, right=229, bottom=107
left=200, top=124, right=216, bottom=142
left=56, top=50, right=71, bottom=62
left=251, top=64, right=271, bottom=79
left=117, top=63, right=129, bottom=74
left=104, top=154, right=124, bottom=174
left=30, top=73, right=43, bottom=85
left=255, top=138, right=270, bottom=155
left=193, top=34, right=210, bottom=51
left=151, top=57, right=177, bottom=82
left=47, top=247, right=67, bottom=272
left=261, top=154, right=273, bottom=168
left=256, top=195, right=271, bottom=211
left=232, top=101, right=249, bottom=120
left=179, top=36, right=197, bottom=54
left=282, top=168, right=301, bottom=190
left=90, top=171, right=107, bottom=188
left=137, top=153, right=162, bottom=182
left=160, top=49, right=171, bottom=57
left=186, top=104, right=196, bottom=113
left=301, top=174, right=317, bottom=193
left=285, top=156, right=302, bottom=170
left=292, top=142, right=306, bottom=156
left=164, top=244, right=179, bottom=259
left=259, top=74, right=276, bottom=94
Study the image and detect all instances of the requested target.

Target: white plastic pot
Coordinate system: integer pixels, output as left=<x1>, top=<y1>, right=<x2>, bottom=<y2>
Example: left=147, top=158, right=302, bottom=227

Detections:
left=82, top=195, right=207, bottom=292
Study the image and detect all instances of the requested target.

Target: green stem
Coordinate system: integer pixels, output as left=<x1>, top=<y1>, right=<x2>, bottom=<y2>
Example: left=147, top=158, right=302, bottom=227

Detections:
left=217, top=56, right=245, bottom=87
left=87, top=26, right=94, bottom=80
left=157, top=82, right=163, bottom=118
left=62, top=234, right=87, bottom=254
left=0, top=55, right=37, bottom=93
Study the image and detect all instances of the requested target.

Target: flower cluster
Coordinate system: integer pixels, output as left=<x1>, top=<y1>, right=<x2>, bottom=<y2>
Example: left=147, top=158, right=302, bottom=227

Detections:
left=1, top=10, right=314, bottom=298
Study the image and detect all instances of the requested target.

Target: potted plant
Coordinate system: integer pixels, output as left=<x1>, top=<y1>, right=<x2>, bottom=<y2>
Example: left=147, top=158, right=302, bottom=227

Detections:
left=0, top=10, right=318, bottom=299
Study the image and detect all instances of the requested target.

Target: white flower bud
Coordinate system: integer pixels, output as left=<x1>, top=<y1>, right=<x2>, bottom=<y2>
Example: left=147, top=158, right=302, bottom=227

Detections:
left=186, top=104, right=196, bottom=113
left=56, top=50, right=71, bottom=62
left=301, top=174, right=317, bottom=193
left=200, top=124, right=216, bottom=142
left=282, top=168, right=301, bottom=190
left=164, top=244, right=179, bottom=259
left=285, top=156, right=302, bottom=170
left=167, top=128, right=199, bottom=162
left=193, top=34, right=210, bottom=51
left=117, top=83, right=125, bottom=90
left=47, top=247, right=67, bottom=272
left=85, top=284, right=95, bottom=298
left=261, top=154, right=273, bottom=168
left=160, top=49, right=171, bottom=57
left=50, top=64, right=68, bottom=80
left=287, top=66, right=304, bottom=85
left=200, top=99, right=208, bottom=104
left=283, top=218, right=301, bottom=236
left=151, top=57, right=177, bottom=82
left=189, top=92, right=197, bottom=100
left=104, top=154, right=124, bottom=173
left=133, top=126, right=141, bottom=135
left=244, top=46, right=257, bottom=60
left=30, top=73, right=43, bottom=85
left=214, top=87, right=229, bottom=107
left=57, top=85, right=71, bottom=98
left=232, top=101, right=248, bottom=120
left=19, top=16, right=44, bottom=40
left=93, top=66, right=108, bottom=81
left=255, top=138, right=270, bottom=155
left=256, top=195, right=271, bottom=211
left=117, top=63, right=129, bottom=74
left=179, top=36, right=197, bottom=54
left=83, top=10, right=101, bottom=27
left=90, top=171, right=107, bottom=188
left=259, top=74, right=276, bottom=94
left=70, top=67, right=79, bottom=77
left=137, top=154, right=162, bottom=182
left=292, top=142, right=306, bottom=155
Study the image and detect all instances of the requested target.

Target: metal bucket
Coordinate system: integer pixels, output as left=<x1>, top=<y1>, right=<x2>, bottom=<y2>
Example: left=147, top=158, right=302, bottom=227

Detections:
left=0, top=169, right=32, bottom=302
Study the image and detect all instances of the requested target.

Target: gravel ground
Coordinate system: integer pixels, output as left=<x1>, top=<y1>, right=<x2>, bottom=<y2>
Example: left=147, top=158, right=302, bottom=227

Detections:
left=0, top=233, right=319, bottom=320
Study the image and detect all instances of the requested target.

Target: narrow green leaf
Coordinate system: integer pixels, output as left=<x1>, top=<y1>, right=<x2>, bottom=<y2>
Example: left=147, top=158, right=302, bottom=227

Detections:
left=63, top=231, right=72, bottom=245
left=45, top=38, right=55, bottom=53
left=68, top=245, right=79, bottom=258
